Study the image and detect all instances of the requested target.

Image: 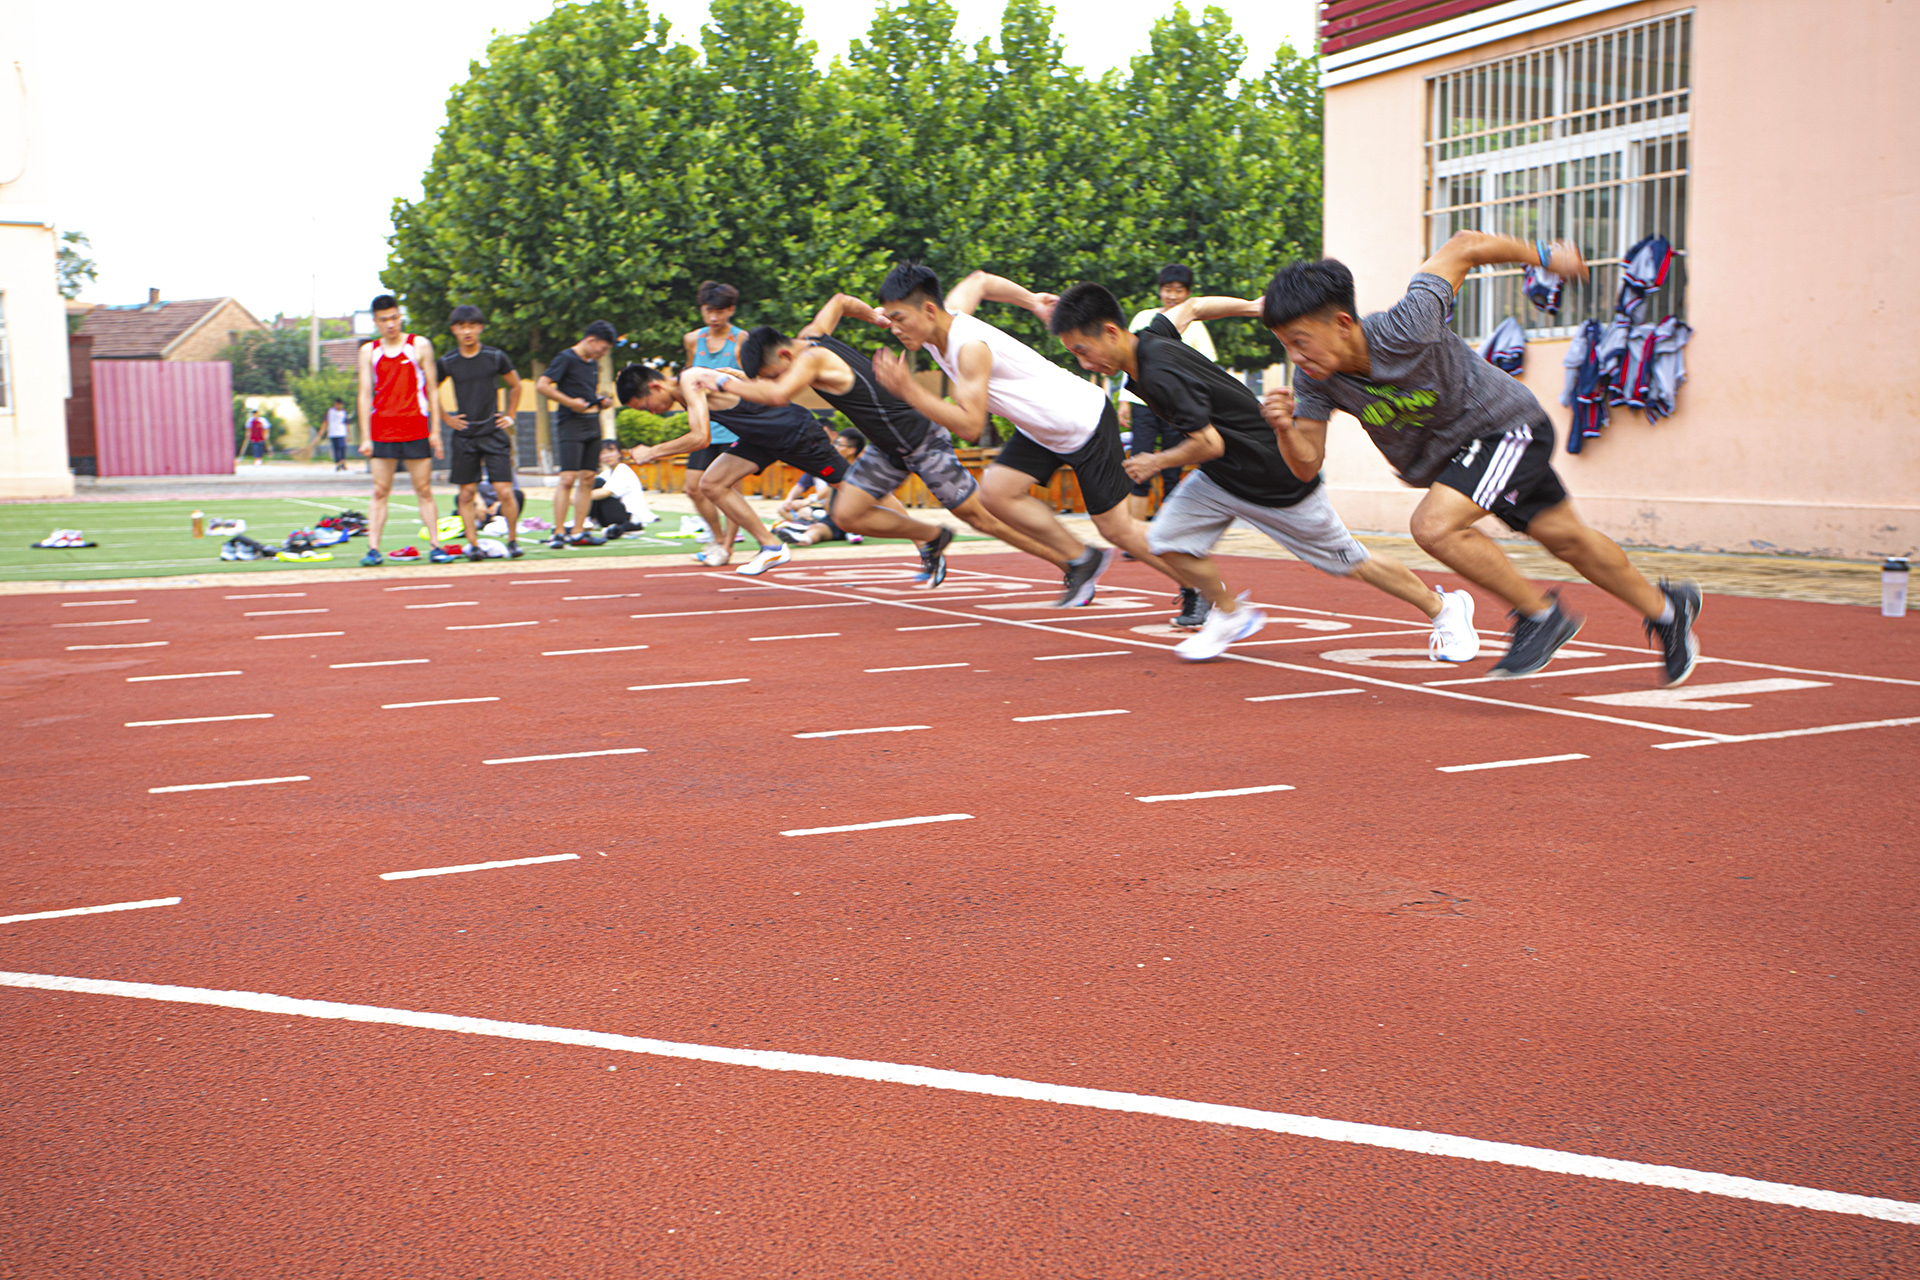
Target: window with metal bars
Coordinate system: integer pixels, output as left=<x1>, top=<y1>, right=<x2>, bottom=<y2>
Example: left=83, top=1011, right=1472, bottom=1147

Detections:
left=1426, top=11, right=1691, bottom=340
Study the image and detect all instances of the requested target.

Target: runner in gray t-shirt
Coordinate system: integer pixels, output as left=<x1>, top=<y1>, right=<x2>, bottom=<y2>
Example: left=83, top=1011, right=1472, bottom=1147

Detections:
left=1262, top=232, right=1700, bottom=686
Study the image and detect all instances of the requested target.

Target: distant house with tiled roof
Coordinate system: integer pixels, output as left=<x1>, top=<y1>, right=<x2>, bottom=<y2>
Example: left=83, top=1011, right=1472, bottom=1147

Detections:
left=76, top=290, right=265, bottom=361
left=319, top=336, right=370, bottom=372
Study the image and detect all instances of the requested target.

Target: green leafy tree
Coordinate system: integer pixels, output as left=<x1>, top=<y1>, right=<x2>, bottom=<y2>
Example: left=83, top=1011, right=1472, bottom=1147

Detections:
left=217, top=329, right=311, bottom=395
left=57, top=230, right=96, bottom=300
left=289, top=367, right=357, bottom=449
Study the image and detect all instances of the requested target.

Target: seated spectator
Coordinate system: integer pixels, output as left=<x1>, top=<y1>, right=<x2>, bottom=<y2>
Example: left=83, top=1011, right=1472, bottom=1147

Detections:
left=475, top=477, right=526, bottom=529
left=772, top=428, right=917, bottom=546
left=590, top=439, right=657, bottom=537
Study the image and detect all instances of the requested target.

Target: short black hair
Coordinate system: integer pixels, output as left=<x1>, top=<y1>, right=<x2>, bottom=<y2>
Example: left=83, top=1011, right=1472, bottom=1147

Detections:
left=331, top=397, right=343, bottom=405
left=448, top=304, right=485, bottom=325
left=696, top=280, right=739, bottom=310
left=371, top=294, right=400, bottom=313
left=1156, top=264, right=1195, bottom=289
left=600, top=438, right=621, bottom=451
left=583, top=319, right=618, bottom=343
left=615, top=363, right=670, bottom=403
left=835, top=427, right=867, bottom=454
left=878, top=261, right=942, bottom=307
left=1263, top=259, right=1358, bottom=328
left=738, top=325, right=788, bottom=379
left=1048, top=282, right=1126, bottom=336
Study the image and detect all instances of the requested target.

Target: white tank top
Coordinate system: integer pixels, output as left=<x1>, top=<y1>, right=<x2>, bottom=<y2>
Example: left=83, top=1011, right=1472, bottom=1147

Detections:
left=926, top=311, right=1104, bottom=452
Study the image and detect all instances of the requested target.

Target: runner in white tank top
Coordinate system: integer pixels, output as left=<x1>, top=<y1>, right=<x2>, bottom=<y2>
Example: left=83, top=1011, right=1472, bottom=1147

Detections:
left=925, top=311, right=1104, bottom=454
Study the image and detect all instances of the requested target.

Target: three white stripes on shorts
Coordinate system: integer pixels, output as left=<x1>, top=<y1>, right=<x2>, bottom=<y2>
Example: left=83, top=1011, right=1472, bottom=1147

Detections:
left=1470, top=426, right=1533, bottom=510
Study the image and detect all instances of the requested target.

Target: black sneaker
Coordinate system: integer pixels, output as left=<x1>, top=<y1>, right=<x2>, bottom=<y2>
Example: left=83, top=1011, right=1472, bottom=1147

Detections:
left=918, top=526, right=954, bottom=589
left=1054, top=545, right=1114, bottom=607
left=569, top=531, right=606, bottom=547
left=507, top=540, right=524, bottom=560
left=1170, top=587, right=1211, bottom=630
left=603, top=524, right=625, bottom=541
left=1645, top=578, right=1702, bottom=687
left=1490, top=591, right=1584, bottom=678
left=464, top=543, right=486, bottom=562
left=547, top=534, right=567, bottom=550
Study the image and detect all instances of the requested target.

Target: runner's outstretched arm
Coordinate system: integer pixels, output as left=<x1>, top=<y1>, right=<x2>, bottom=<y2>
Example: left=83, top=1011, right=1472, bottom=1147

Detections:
left=872, top=342, right=993, bottom=443
left=1121, top=425, right=1224, bottom=487
left=1420, top=231, right=1589, bottom=292
left=719, top=349, right=827, bottom=407
left=626, top=374, right=712, bottom=464
left=1258, top=388, right=1330, bottom=483
left=948, top=271, right=1059, bottom=323
left=1161, top=295, right=1263, bottom=332
left=799, top=293, right=885, bottom=339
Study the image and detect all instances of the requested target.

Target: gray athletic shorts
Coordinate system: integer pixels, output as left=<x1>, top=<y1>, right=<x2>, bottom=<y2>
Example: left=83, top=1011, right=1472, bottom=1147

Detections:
left=1146, top=469, right=1370, bottom=575
left=844, top=425, right=979, bottom=511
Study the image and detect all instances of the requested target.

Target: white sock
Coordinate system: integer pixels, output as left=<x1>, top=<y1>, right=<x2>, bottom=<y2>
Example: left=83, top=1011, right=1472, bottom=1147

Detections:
left=1653, top=599, right=1676, bottom=625
left=1526, top=606, right=1555, bottom=624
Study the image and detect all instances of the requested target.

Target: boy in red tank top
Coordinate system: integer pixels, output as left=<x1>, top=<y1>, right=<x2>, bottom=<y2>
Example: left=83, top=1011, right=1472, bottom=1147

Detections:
left=356, top=294, right=451, bottom=566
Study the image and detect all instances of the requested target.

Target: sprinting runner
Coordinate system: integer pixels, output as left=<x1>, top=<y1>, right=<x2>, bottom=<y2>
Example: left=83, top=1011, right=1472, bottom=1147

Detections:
left=617, top=365, right=953, bottom=578
left=1048, top=282, right=1478, bottom=662
left=1262, top=235, right=1700, bottom=682
left=1122, top=264, right=1215, bottom=628
left=728, top=292, right=1068, bottom=586
left=868, top=263, right=1183, bottom=607
left=535, top=320, right=616, bottom=549
left=355, top=294, right=452, bottom=567
left=681, top=280, right=749, bottom=566
left=438, top=304, right=524, bottom=561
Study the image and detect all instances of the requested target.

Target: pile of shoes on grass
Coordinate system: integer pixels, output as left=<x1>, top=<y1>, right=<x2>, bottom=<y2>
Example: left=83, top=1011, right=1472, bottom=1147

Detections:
left=30, top=529, right=97, bottom=549
left=220, top=509, right=369, bottom=562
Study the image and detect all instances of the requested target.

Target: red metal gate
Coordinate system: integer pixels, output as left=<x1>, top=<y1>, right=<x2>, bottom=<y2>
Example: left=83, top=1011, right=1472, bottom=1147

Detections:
left=91, top=360, right=234, bottom=477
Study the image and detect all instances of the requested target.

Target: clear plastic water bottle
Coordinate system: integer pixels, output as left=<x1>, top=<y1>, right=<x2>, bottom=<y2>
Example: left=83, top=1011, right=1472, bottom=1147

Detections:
left=1884, top=555, right=1911, bottom=618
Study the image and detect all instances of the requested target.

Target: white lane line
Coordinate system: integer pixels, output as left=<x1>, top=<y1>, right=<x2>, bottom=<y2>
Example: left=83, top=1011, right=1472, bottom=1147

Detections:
left=1246, top=689, right=1364, bottom=702
left=782, top=813, right=974, bottom=837
left=380, top=853, right=580, bottom=880
left=483, top=748, right=647, bottom=764
left=55, top=619, right=150, bottom=628
left=1651, top=717, right=1920, bottom=750
left=792, top=725, right=930, bottom=739
left=644, top=571, right=727, bottom=577
left=1135, top=784, right=1295, bottom=803
left=510, top=579, right=571, bottom=585
left=1238, top=629, right=1429, bottom=647
left=244, top=608, right=329, bottom=616
left=404, top=601, right=479, bottom=609
left=1438, top=753, right=1591, bottom=773
left=384, top=697, right=500, bottom=709
left=256, top=632, right=346, bottom=640
left=331, top=658, right=430, bottom=668
left=67, top=641, right=168, bottom=651
left=897, top=622, right=981, bottom=631
left=629, top=678, right=748, bottom=691
left=1033, top=651, right=1130, bottom=661
left=867, top=663, right=970, bottom=672
left=749, top=632, right=841, bottom=642
left=631, top=602, right=872, bottom=619
left=447, top=621, right=539, bottom=630
left=126, top=670, right=240, bottom=683
left=226, top=592, right=306, bottom=599
left=148, top=775, right=309, bottom=794
left=59, top=599, right=137, bottom=607
left=127, top=714, right=274, bottom=727
left=15, top=979, right=1905, bottom=1227
left=1013, top=709, right=1130, bottom=722
left=563, top=594, right=643, bottom=601
left=385, top=584, right=454, bottom=591
left=0, top=898, right=179, bottom=925
left=1427, top=661, right=1663, bottom=687
left=545, top=644, right=651, bottom=656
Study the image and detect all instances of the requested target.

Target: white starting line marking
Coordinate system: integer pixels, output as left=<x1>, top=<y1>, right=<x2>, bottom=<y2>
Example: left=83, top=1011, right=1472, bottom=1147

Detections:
left=405, top=601, right=479, bottom=609
left=67, top=641, right=169, bottom=651
left=629, top=678, right=749, bottom=691
left=1652, top=716, right=1920, bottom=750
left=866, top=662, right=970, bottom=672
left=127, top=714, right=274, bottom=727
left=545, top=644, right=651, bottom=656
left=385, top=584, right=454, bottom=591
left=0, top=898, right=180, bottom=925
left=380, top=853, right=580, bottom=880
left=897, top=622, right=982, bottom=631
left=792, top=725, right=930, bottom=739
left=12, top=976, right=1905, bottom=1224
left=1033, top=650, right=1130, bottom=661
left=1427, top=661, right=1663, bottom=687
left=384, top=697, right=500, bottom=709
left=483, top=748, right=647, bottom=764
left=59, top=599, right=137, bottom=607
left=126, top=670, right=240, bottom=683
left=1135, top=784, right=1295, bottom=803
left=632, top=602, right=873, bottom=620
left=750, top=632, right=841, bottom=642
left=448, top=621, right=539, bottom=630
left=148, top=775, right=309, bottom=794
left=1438, top=753, right=1591, bottom=773
left=55, top=619, right=150, bottom=628
left=225, top=592, right=306, bottom=599
left=256, top=632, right=346, bottom=640
left=782, top=813, right=975, bottom=837
left=1246, top=689, right=1365, bottom=702
left=563, top=594, right=644, bottom=601
left=331, top=658, right=430, bottom=668
left=1013, top=709, right=1131, bottom=722
left=244, top=608, right=329, bottom=616
left=510, top=578, right=571, bottom=585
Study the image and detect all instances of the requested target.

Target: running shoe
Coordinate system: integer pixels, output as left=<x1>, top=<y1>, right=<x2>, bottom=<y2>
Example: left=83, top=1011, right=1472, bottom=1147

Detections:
left=1490, top=592, right=1583, bottom=678
left=603, top=525, right=624, bottom=541
left=506, top=541, right=525, bottom=560
left=568, top=531, right=606, bottom=547
left=1175, top=593, right=1267, bottom=661
left=389, top=546, right=422, bottom=562
left=359, top=549, right=384, bottom=568
left=699, top=545, right=731, bottom=567
left=465, top=543, right=486, bottom=562
left=1428, top=587, right=1481, bottom=663
left=736, top=543, right=792, bottom=576
left=691, top=542, right=719, bottom=564
left=918, top=526, right=954, bottom=589
left=429, top=546, right=458, bottom=564
left=1054, top=546, right=1114, bottom=607
left=1170, top=587, right=1211, bottom=630
left=1644, top=578, right=1702, bottom=687
left=548, top=534, right=568, bottom=550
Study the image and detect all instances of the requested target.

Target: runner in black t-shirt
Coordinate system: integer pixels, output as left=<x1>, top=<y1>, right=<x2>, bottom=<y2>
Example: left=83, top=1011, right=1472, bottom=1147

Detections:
left=1047, top=282, right=1479, bottom=663
left=534, top=320, right=616, bottom=548
left=439, top=305, right=524, bottom=559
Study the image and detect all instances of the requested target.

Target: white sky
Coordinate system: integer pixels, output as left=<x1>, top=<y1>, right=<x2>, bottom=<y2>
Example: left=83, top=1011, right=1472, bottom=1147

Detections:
left=38, top=0, right=1318, bottom=320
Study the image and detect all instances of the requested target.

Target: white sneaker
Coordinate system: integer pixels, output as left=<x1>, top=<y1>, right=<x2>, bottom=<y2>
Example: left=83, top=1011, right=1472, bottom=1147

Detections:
left=1428, top=587, right=1480, bottom=663
left=735, top=542, right=792, bottom=576
left=691, top=542, right=716, bottom=564
left=1174, top=593, right=1267, bottom=661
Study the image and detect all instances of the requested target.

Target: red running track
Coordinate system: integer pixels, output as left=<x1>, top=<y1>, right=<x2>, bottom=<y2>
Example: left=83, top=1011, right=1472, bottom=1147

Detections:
left=3, top=553, right=1918, bottom=1277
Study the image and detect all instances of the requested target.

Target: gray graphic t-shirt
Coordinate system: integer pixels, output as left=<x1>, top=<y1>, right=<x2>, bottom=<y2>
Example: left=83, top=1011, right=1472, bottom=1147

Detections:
left=1291, top=273, right=1550, bottom=486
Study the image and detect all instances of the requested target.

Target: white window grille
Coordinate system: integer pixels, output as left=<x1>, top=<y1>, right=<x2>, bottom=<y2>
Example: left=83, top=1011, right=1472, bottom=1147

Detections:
left=1426, top=10, right=1691, bottom=340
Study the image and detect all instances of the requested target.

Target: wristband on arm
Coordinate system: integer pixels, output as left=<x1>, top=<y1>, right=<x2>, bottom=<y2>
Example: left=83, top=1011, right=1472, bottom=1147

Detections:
left=1536, top=239, right=1553, bottom=271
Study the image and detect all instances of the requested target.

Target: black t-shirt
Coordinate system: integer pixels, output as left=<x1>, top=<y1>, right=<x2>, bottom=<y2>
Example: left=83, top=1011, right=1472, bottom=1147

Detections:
left=545, top=346, right=603, bottom=440
left=802, top=334, right=930, bottom=455
left=437, top=345, right=516, bottom=435
left=1125, top=314, right=1319, bottom=508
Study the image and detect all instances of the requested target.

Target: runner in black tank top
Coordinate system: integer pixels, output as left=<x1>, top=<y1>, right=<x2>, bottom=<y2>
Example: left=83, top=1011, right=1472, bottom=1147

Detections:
left=798, top=333, right=929, bottom=456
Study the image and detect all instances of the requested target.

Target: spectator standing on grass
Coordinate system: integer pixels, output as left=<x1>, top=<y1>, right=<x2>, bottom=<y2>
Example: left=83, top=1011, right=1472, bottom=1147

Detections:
left=356, top=293, right=453, bottom=566
left=536, top=320, right=616, bottom=549
left=325, top=398, right=350, bottom=471
left=590, top=439, right=656, bottom=536
left=242, top=411, right=268, bottom=466
left=439, top=304, right=525, bottom=561
left=1121, top=265, right=1218, bottom=536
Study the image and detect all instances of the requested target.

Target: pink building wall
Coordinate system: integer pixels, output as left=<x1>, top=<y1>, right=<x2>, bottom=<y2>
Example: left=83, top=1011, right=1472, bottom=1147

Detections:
left=1319, top=0, right=1920, bottom=559
left=91, top=361, right=235, bottom=478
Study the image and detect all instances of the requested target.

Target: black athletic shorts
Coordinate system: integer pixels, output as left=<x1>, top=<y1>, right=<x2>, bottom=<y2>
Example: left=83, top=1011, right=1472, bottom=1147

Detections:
left=1432, top=420, right=1568, bottom=533
left=556, top=435, right=604, bottom=474
left=686, top=443, right=728, bottom=472
left=992, top=399, right=1130, bottom=516
left=370, top=438, right=433, bottom=461
left=1125, top=402, right=1185, bottom=498
left=449, top=428, right=514, bottom=485
left=724, top=430, right=848, bottom=484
